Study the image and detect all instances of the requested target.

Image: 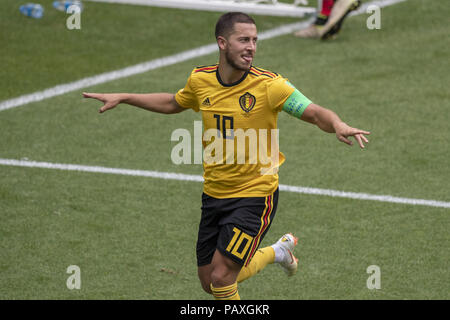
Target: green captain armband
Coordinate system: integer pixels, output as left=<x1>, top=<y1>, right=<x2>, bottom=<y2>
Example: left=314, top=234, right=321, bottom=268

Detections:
left=282, top=83, right=312, bottom=119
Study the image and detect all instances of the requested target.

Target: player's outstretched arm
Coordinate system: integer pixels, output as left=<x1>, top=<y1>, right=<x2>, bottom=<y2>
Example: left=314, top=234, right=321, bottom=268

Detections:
left=82, top=92, right=186, bottom=114
left=300, top=103, right=370, bottom=148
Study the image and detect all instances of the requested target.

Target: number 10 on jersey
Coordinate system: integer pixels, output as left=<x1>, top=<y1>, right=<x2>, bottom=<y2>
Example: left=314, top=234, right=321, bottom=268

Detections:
left=214, top=114, right=234, bottom=139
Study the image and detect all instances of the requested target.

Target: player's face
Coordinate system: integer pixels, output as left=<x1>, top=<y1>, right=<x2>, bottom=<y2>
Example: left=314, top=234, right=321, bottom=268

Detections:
left=224, top=23, right=257, bottom=71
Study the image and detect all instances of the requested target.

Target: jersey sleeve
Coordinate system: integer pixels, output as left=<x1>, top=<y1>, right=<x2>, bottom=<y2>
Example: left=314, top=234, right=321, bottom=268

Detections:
left=267, top=75, right=296, bottom=112
left=175, top=71, right=200, bottom=112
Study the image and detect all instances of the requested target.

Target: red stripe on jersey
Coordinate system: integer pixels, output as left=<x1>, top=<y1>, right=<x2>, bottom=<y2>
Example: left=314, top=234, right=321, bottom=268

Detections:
left=250, top=67, right=276, bottom=78
left=195, top=66, right=218, bottom=73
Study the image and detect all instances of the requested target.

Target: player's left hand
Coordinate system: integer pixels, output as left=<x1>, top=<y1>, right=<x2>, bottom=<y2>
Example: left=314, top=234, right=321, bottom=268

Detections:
left=334, top=122, right=370, bottom=149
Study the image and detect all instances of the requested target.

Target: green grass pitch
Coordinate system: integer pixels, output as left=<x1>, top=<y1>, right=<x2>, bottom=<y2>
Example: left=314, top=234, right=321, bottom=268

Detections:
left=0, top=0, right=448, bottom=299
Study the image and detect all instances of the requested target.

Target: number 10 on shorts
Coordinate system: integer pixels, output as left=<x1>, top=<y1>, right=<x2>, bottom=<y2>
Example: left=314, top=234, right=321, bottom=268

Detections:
left=226, top=227, right=254, bottom=259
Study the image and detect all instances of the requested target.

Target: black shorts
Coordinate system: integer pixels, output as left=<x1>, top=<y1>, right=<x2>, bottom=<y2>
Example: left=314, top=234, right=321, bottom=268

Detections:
left=196, top=188, right=278, bottom=267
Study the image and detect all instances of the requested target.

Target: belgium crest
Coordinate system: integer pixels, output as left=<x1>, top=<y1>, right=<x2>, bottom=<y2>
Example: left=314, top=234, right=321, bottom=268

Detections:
left=239, top=92, right=256, bottom=113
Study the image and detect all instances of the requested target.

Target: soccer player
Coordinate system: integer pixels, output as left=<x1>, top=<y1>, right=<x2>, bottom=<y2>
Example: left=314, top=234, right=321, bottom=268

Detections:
left=83, top=12, right=370, bottom=300
left=294, top=0, right=362, bottom=40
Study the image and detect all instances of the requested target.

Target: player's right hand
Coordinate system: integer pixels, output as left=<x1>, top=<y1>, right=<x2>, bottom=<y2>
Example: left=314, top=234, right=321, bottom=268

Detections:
left=82, top=92, right=122, bottom=113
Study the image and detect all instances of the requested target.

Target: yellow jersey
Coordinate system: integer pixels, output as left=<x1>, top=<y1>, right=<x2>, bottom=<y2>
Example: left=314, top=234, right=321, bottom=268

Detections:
left=175, top=64, right=295, bottom=198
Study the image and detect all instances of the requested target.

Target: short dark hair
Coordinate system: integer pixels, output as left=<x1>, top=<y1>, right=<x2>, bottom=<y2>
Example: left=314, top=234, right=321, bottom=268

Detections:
left=215, top=12, right=256, bottom=39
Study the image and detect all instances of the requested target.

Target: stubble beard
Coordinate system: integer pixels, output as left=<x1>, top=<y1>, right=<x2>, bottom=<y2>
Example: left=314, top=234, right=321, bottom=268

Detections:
left=225, top=49, right=251, bottom=72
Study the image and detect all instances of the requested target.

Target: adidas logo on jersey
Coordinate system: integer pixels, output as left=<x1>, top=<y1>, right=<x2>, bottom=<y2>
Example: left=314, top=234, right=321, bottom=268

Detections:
left=202, top=97, right=211, bottom=106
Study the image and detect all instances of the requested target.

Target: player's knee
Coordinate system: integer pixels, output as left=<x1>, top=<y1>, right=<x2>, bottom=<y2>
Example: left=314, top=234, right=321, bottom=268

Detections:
left=210, top=266, right=234, bottom=288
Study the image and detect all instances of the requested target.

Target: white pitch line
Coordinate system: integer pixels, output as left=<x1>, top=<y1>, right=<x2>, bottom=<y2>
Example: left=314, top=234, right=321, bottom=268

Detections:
left=0, top=0, right=407, bottom=112
left=0, top=42, right=217, bottom=112
left=278, top=185, right=450, bottom=209
left=1, top=158, right=448, bottom=209
left=0, top=20, right=309, bottom=113
left=0, top=158, right=203, bottom=182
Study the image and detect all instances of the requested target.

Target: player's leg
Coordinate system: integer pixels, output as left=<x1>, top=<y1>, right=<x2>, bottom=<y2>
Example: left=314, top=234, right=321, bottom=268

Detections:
left=209, top=249, right=242, bottom=300
left=198, top=264, right=214, bottom=294
left=236, top=246, right=275, bottom=282
left=198, top=250, right=242, bottom=298
left=196, top=193, right=221, bottom=294
left=206, top=189, right=277, bottom=299
left=196, top=189, right=282, bottom=299
left=237, top=233, right=299, bottom=282
left=195, top=192, right=248, bottom=299
left=320, top=0, right=362, bottom=40
left=231, top=189, right=282, bottom=283
left=294, top=0, right=335, bottom=38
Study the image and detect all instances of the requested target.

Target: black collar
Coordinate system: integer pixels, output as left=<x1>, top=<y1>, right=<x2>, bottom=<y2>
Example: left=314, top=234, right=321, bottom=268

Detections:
left=216, top=68, right=249, bottom=87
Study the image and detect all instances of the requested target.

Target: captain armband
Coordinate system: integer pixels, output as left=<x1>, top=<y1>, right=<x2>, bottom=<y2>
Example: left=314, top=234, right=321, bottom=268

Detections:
left=282, top=83, right=313, bottom=119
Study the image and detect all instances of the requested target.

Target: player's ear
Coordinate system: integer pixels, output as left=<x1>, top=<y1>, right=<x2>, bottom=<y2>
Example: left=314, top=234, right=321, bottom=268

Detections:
left=216, top=36, right=227, bottom=50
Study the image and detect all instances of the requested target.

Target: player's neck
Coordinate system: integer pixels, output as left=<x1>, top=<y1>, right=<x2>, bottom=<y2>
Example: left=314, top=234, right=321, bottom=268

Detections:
left=218, top=62, right=247, bottom=85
